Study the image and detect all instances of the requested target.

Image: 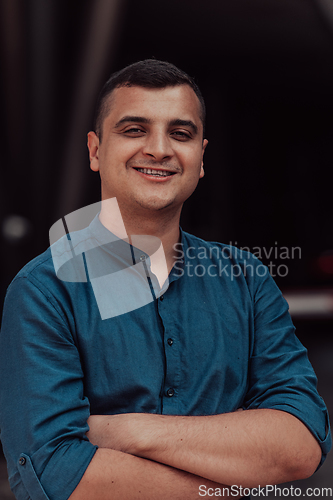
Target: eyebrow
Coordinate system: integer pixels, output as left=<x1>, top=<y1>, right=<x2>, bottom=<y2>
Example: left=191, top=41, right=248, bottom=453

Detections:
left=114, top=116, right=150, bottom=128
left=114, top=116, right=198, bottom=135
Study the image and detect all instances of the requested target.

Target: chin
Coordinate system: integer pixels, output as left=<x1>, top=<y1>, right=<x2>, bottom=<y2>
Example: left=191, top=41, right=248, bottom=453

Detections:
left=136, top=197, right=176, bottom=212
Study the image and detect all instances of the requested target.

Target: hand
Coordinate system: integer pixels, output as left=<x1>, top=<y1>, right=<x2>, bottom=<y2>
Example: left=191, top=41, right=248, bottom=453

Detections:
left=87, top=413, right=147, bottom=455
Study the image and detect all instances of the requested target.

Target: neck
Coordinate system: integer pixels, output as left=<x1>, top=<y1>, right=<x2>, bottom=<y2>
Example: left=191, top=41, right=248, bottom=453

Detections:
left=99, top=201, right=182, bottom=275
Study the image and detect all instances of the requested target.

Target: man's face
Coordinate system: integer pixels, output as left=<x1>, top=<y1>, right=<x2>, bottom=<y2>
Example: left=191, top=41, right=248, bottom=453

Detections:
left=87, top=84, right=208, bottom=217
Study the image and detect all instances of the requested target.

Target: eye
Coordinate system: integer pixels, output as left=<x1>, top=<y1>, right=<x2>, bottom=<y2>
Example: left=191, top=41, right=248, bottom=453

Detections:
left=123, top=127, right=146, bottom=136
left=171, top=130, right=192, bottom=141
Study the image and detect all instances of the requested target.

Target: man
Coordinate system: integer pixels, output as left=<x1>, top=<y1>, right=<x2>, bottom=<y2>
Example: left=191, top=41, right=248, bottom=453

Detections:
left=0, top=59, right=331, bottom=500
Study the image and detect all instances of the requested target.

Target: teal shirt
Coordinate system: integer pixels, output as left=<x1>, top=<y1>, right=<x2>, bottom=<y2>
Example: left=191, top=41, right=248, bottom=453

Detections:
left=0, top=216, right=331, bottom=500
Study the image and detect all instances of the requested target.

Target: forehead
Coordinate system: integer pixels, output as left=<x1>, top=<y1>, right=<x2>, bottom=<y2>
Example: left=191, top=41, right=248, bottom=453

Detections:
left=104, top=85, right=202, bottom=127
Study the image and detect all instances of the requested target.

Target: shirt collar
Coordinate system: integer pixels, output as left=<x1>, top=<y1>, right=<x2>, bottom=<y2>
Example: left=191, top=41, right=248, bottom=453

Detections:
left=88, top=214, right=187, bottom=284
left=88, top=214, right=150, bottom=266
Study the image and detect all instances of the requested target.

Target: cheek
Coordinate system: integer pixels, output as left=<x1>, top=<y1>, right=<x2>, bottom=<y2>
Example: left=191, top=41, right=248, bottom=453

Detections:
left=106, top=139, right=142, bottom=162
left=184, top=151, right=205, bottom=175
left=181, top=144, right=204, bottom=164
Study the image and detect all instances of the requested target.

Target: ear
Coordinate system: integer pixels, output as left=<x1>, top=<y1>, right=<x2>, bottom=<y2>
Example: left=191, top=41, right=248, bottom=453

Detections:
left=200, top=139, right=208, bottom=179
left=87, top=131, right=100, bottom=172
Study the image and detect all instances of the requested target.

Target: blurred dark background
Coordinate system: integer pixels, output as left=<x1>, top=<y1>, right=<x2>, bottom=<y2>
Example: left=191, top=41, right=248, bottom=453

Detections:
left=0, top=0, right=332, bottom=497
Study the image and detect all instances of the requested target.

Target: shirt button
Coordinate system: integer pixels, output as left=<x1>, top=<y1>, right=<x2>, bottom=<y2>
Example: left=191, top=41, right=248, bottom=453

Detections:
left=19, top=457, right=26, bottom=466
left=166, top=388, right=175, bottom=397
left=160, top=295, right=164, bottom=301
left=140, top=255, right=146, bottom=262
left=167, top=338, right=173, bottom=346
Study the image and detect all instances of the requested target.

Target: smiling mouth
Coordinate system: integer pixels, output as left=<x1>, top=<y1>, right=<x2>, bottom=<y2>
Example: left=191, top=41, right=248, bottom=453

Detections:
left=134, top=167, right=175, bottom=177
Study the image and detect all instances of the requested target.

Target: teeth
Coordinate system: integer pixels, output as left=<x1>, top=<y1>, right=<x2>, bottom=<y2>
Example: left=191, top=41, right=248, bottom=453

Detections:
left=136, top=168, right=172, bottom=177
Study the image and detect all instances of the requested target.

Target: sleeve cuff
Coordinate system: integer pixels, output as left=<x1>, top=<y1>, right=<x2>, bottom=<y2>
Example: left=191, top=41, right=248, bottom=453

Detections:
left=256, top=402, right=332, bottom=468
left=16, top=442, right=98, bottom=500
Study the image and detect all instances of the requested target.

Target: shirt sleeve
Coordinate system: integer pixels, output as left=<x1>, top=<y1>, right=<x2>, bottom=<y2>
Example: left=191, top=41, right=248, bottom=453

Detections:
left=243, top=261, right=331, bottom=468
left=0, top=275, right=97, bottom=500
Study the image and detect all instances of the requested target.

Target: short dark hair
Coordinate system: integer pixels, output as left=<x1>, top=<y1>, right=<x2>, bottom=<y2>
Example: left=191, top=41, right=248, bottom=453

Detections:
left=93, top=59, right=206, bottom=140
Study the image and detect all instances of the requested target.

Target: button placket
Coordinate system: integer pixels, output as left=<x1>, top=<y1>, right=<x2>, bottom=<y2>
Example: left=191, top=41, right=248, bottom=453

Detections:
left=157, top=289, right=180, bottom=414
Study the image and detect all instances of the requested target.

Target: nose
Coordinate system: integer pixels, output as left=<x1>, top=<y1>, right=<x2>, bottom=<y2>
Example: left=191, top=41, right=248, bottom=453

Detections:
left=142, top=130, right=173, bottom=162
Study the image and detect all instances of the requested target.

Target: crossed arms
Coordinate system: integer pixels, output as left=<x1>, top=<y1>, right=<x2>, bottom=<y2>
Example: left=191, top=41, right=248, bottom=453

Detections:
left=0, top=271, right=330, bottom=500
left=69, top=409, right=321, bottom=500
